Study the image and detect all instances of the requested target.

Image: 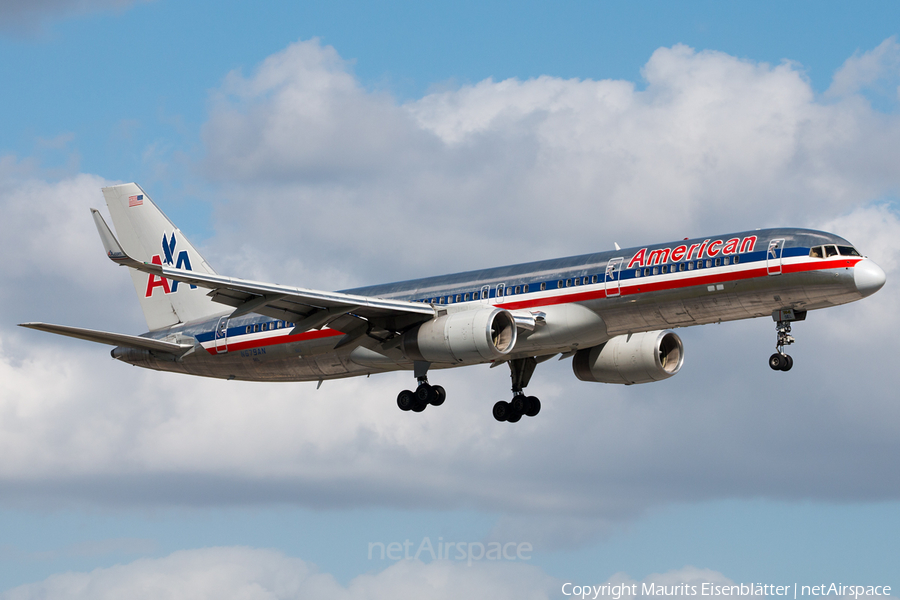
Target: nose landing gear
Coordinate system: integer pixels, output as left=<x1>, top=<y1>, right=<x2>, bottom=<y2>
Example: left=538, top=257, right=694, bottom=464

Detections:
left=768, top=309, right=805, bottom=372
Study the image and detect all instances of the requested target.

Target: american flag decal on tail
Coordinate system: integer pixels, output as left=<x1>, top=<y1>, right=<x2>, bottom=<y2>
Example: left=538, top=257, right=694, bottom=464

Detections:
left=128, top=194, right=143, bottom=207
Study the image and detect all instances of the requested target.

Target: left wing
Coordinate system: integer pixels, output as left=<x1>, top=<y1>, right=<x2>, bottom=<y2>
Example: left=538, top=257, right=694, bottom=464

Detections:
left=92, top=209, right=435, bottom=337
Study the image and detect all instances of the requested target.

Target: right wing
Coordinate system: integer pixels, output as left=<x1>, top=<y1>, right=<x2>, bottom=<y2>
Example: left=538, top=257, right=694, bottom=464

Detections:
left=91, top=209, right=435, bottom=338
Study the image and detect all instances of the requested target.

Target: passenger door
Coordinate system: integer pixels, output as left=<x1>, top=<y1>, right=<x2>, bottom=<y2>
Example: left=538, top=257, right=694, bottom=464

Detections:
left=767, top=239, right=785, bottom=275
left=604, top=257, right=623, bottom=297
left=215, top=316, right=229, bottom=354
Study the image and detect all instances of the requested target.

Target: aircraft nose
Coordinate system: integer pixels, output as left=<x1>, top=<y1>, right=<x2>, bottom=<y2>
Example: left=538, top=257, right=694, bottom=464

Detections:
left=854, top=259, right=886, bottom=297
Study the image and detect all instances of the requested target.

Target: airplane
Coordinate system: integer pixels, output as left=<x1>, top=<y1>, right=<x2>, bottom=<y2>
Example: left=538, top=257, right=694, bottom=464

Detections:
left=20, top=183, right=886, bottom=423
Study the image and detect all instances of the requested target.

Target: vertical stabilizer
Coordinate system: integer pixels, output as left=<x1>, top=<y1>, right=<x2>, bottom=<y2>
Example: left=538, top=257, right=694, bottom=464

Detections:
left=102, top=183, right=222, bottom=331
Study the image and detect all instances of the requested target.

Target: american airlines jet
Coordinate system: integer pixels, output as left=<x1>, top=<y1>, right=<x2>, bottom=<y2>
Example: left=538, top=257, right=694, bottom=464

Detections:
left=21, top=184, right=886, bottom=422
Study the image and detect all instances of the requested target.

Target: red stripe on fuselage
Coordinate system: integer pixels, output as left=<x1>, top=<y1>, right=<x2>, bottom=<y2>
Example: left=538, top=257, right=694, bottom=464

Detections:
left=205, top=327, right=343, bottom=355
left=496, top=257, right=861, bottom=311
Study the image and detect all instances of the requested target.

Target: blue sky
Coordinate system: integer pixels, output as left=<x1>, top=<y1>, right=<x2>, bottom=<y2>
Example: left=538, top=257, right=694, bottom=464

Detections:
left=2, top=1, right=900, bottom=598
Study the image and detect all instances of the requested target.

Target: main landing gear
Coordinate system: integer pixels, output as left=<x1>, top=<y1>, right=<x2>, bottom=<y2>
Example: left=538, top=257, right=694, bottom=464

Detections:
left=397, top=361, right=446, bottom=413
left=493, top=357, right=541, bottom=423
left=768, top=309, right=806, bottom=372
left=395, top=359, right=543, bottom=422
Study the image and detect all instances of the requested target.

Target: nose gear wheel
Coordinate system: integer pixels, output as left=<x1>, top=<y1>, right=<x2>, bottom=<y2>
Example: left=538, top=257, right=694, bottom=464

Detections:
left=768, top=310, right=803, bottom=372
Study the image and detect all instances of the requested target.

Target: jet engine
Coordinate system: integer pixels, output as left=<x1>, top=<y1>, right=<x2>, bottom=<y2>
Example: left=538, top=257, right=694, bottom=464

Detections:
left=401, top=308, right=517, bottom=364
left=572, top=330, right=684, bottom=384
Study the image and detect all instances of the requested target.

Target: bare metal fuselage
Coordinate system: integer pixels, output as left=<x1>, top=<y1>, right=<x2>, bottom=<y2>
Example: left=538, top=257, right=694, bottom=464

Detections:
left=119, top=227, right=874, bottom=382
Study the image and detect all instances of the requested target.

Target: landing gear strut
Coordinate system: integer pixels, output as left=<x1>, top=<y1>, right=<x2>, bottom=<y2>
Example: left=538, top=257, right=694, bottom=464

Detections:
left=493, top=357, right=541, bottom=423
left=397, top=361, right=446, bottom=413
left=768, top=309, right=805, bottom=372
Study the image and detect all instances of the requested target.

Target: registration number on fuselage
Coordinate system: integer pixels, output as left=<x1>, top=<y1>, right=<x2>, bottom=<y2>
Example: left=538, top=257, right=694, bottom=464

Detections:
left=239, top=348, right=267, bottom=358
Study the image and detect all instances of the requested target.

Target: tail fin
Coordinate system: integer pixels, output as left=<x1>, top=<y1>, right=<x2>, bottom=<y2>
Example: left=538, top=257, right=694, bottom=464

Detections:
left=102, top=183, right=223, bottom=331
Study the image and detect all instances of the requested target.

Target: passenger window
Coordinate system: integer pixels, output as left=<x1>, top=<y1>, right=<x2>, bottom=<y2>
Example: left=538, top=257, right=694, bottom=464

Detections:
left=573, top=278, right=579, bottom=286
left=734, top=255, right=740, bottom=264
left=635, top=269, right=641, bottom=277
left=660, top=265, right=667, bottom=274
left=644, top=268, right=650, bottom=277
left=679, top=263, right=686, bottom=272
left=825, top=245, right=838, bottom=257
left=592, top=275, right=598, bottom=284
left=715, top=258, right=721, bottom=267
left=652, top=267, right=659, bottom=275
left=464, top=293, right=470, bottom=301
left=523, top=284, right=529, bottom=293
left=539, top=282, right=545, bottom=291
left=254, top=324, right=260, bottom=333
left=687, top=262, right=694, bottom=270
left=246, top=326, right=251, bottom=334
left=810, top=246, right=824, bottom=258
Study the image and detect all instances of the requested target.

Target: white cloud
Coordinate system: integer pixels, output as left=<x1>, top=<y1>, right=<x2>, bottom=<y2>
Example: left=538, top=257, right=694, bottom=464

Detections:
left=826, top=37, right=900, bottom=98
left=0, top=546, right=559, bottom=600
left=200, top=40, right=900, bottom=286
left=0, top=172, right=141, bottom=332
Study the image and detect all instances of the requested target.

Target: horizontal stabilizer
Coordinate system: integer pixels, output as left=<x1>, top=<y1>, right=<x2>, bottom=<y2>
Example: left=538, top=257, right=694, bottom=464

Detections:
left=18, top=323, right=193, bottom=354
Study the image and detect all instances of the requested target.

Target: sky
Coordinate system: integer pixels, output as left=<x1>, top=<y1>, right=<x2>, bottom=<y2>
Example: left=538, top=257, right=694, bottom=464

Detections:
left=1, top=1, right=900, bottom=598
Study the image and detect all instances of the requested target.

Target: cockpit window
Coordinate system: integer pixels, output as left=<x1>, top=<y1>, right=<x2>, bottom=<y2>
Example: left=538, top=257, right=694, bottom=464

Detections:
left=838, top=246, right=861, bottom=256
left=824, top=245, right=838, bottom=257
left=809, top=246, right=824, bottom=258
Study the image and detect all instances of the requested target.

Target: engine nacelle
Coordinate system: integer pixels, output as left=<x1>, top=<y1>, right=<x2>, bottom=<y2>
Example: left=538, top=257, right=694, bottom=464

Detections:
left=572, top=330, right=684, bottom=385
left=401, top=308, right=517, bottom=364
